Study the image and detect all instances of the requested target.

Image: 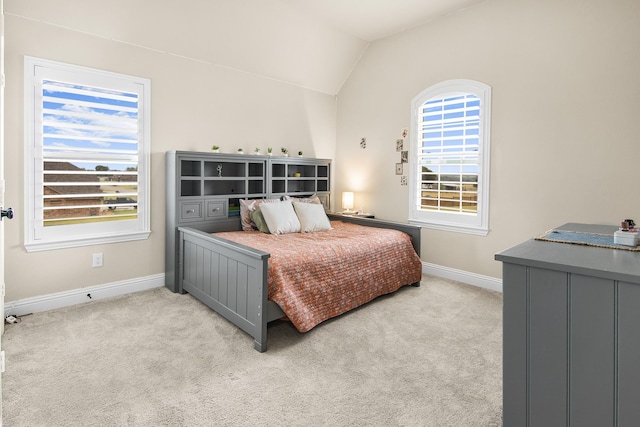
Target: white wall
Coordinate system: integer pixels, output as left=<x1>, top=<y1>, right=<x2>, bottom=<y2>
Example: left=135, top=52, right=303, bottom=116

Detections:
left=5, top=0, right=365, bottom=95
left=4, top=10, right=337, bottom=301
left=335, top=0, right=640, bottom=279
left=6, top=0, right=640, bottom=304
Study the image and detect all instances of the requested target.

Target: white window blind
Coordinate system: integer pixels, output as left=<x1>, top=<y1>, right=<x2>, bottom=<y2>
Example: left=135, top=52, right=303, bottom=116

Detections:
left=42, top=80, right=140, bottom=225
left=25, top=57, right=151, bottom=251
left=418, top=94, right=480, bottom=214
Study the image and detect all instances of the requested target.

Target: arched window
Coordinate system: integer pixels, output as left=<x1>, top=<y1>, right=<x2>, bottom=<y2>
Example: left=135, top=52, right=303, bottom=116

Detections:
left=408, top=80, right=491, bottom=235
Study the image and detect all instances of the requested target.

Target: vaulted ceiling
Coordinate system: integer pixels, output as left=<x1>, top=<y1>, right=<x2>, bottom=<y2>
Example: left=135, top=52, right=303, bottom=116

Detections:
left=7, top=0, right=485, bottom=95
left=279, top=0, right=485, bottom=42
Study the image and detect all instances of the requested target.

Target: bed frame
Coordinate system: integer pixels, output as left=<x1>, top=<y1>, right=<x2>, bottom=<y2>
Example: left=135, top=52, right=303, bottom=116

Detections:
left=176, top=213, right=422, bottom=352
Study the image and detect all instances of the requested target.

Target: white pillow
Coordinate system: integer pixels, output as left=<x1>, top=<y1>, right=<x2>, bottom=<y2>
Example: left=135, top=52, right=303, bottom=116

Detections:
left=259, top=200, right=301, bottom=235
left=293, top=201, right=332, bottom=232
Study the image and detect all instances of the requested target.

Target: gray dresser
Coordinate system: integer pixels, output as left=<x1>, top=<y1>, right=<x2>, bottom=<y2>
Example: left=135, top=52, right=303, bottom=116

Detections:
left=495, top=223, right=640, bottom=426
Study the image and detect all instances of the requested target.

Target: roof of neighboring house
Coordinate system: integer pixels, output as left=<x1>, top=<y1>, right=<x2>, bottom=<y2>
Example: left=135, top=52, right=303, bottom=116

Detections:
left=44, top=162, right=102, bottom=196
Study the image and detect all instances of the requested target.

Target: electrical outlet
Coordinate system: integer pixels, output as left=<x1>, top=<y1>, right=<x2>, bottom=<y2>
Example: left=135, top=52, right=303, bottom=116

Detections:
left=92, top=253, right=103, bottom=268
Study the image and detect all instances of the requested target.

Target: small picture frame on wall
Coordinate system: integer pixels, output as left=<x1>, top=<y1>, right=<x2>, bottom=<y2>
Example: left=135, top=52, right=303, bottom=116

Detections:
left=401, top=151, right=408, bottom=163
left=400, top=176, right=407, bottom=186
left=396, top=163, right=403, bottom=175
left=396, top=139, right=403, bottom=152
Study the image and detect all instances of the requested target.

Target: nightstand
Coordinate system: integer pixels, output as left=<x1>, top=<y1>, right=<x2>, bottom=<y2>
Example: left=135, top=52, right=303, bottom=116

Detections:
left=331, top=212, right=375, bottom=219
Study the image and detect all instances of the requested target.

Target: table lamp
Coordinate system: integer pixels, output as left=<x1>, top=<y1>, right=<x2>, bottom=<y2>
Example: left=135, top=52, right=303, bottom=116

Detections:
left=342, top=191, right=354, bottom=214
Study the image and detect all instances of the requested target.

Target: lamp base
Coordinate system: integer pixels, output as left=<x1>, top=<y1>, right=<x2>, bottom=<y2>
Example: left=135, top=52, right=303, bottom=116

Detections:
left=342, top=210, right=355, bottom=214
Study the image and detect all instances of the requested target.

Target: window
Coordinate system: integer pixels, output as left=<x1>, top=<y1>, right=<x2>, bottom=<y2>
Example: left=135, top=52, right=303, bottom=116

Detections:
left=408, top=80, right=491, bottom=235
left=24, top=57, right=151, bottom=251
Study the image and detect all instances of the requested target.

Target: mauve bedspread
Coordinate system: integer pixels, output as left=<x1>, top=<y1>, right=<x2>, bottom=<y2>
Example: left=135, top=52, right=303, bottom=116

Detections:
left=215, top=221, right=422, bottom=332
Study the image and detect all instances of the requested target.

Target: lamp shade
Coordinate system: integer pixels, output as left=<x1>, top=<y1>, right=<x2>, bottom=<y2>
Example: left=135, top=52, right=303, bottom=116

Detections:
left=342, top=192, right=354, bottom=212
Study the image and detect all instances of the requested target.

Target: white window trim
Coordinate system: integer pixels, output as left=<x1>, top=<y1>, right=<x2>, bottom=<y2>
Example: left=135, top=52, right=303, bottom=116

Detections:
left=408, top=79, right=491, bottom=236
left=24, top=57, right=151, bottom=251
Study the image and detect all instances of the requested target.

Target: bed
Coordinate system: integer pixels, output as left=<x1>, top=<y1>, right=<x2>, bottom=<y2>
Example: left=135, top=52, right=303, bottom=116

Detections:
left=176, top=207, right=423, bottom=352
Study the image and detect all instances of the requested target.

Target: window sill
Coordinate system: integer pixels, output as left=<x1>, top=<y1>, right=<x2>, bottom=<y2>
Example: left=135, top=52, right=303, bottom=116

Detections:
left=409, top=220, right=489, bottom=236
left=25, top=230, right=151, bottom=252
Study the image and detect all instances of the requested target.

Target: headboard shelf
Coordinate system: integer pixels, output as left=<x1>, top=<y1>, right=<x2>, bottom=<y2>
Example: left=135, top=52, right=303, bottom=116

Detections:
left=165, top=151, right=332, bottom=292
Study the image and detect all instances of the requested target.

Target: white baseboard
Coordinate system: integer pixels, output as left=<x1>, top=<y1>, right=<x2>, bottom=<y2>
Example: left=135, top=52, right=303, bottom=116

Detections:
left=4, top=273, right=165, bottom=317
left=423, top=262, right=502, bottom=293
left=3, top=265, right=500, bottom=318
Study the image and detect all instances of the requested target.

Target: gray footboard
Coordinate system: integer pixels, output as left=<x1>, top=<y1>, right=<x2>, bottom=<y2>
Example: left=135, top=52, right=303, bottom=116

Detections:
left=178, top=227, right=284, bottom=352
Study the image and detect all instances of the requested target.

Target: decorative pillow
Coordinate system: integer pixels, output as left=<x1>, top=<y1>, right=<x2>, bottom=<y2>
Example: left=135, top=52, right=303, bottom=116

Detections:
left=259, top=200, right=301, bottom=235
left=250, top=209, right=270, bottom=234
left=293, top=201, right=332, bottom=232
left=239, top=199, right=280, bottom=231
left=281, top=194, right=322, bottom=204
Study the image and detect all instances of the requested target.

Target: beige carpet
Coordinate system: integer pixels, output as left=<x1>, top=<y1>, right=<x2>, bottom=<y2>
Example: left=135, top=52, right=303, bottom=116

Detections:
left=2, top=276, right=502, bottom=426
